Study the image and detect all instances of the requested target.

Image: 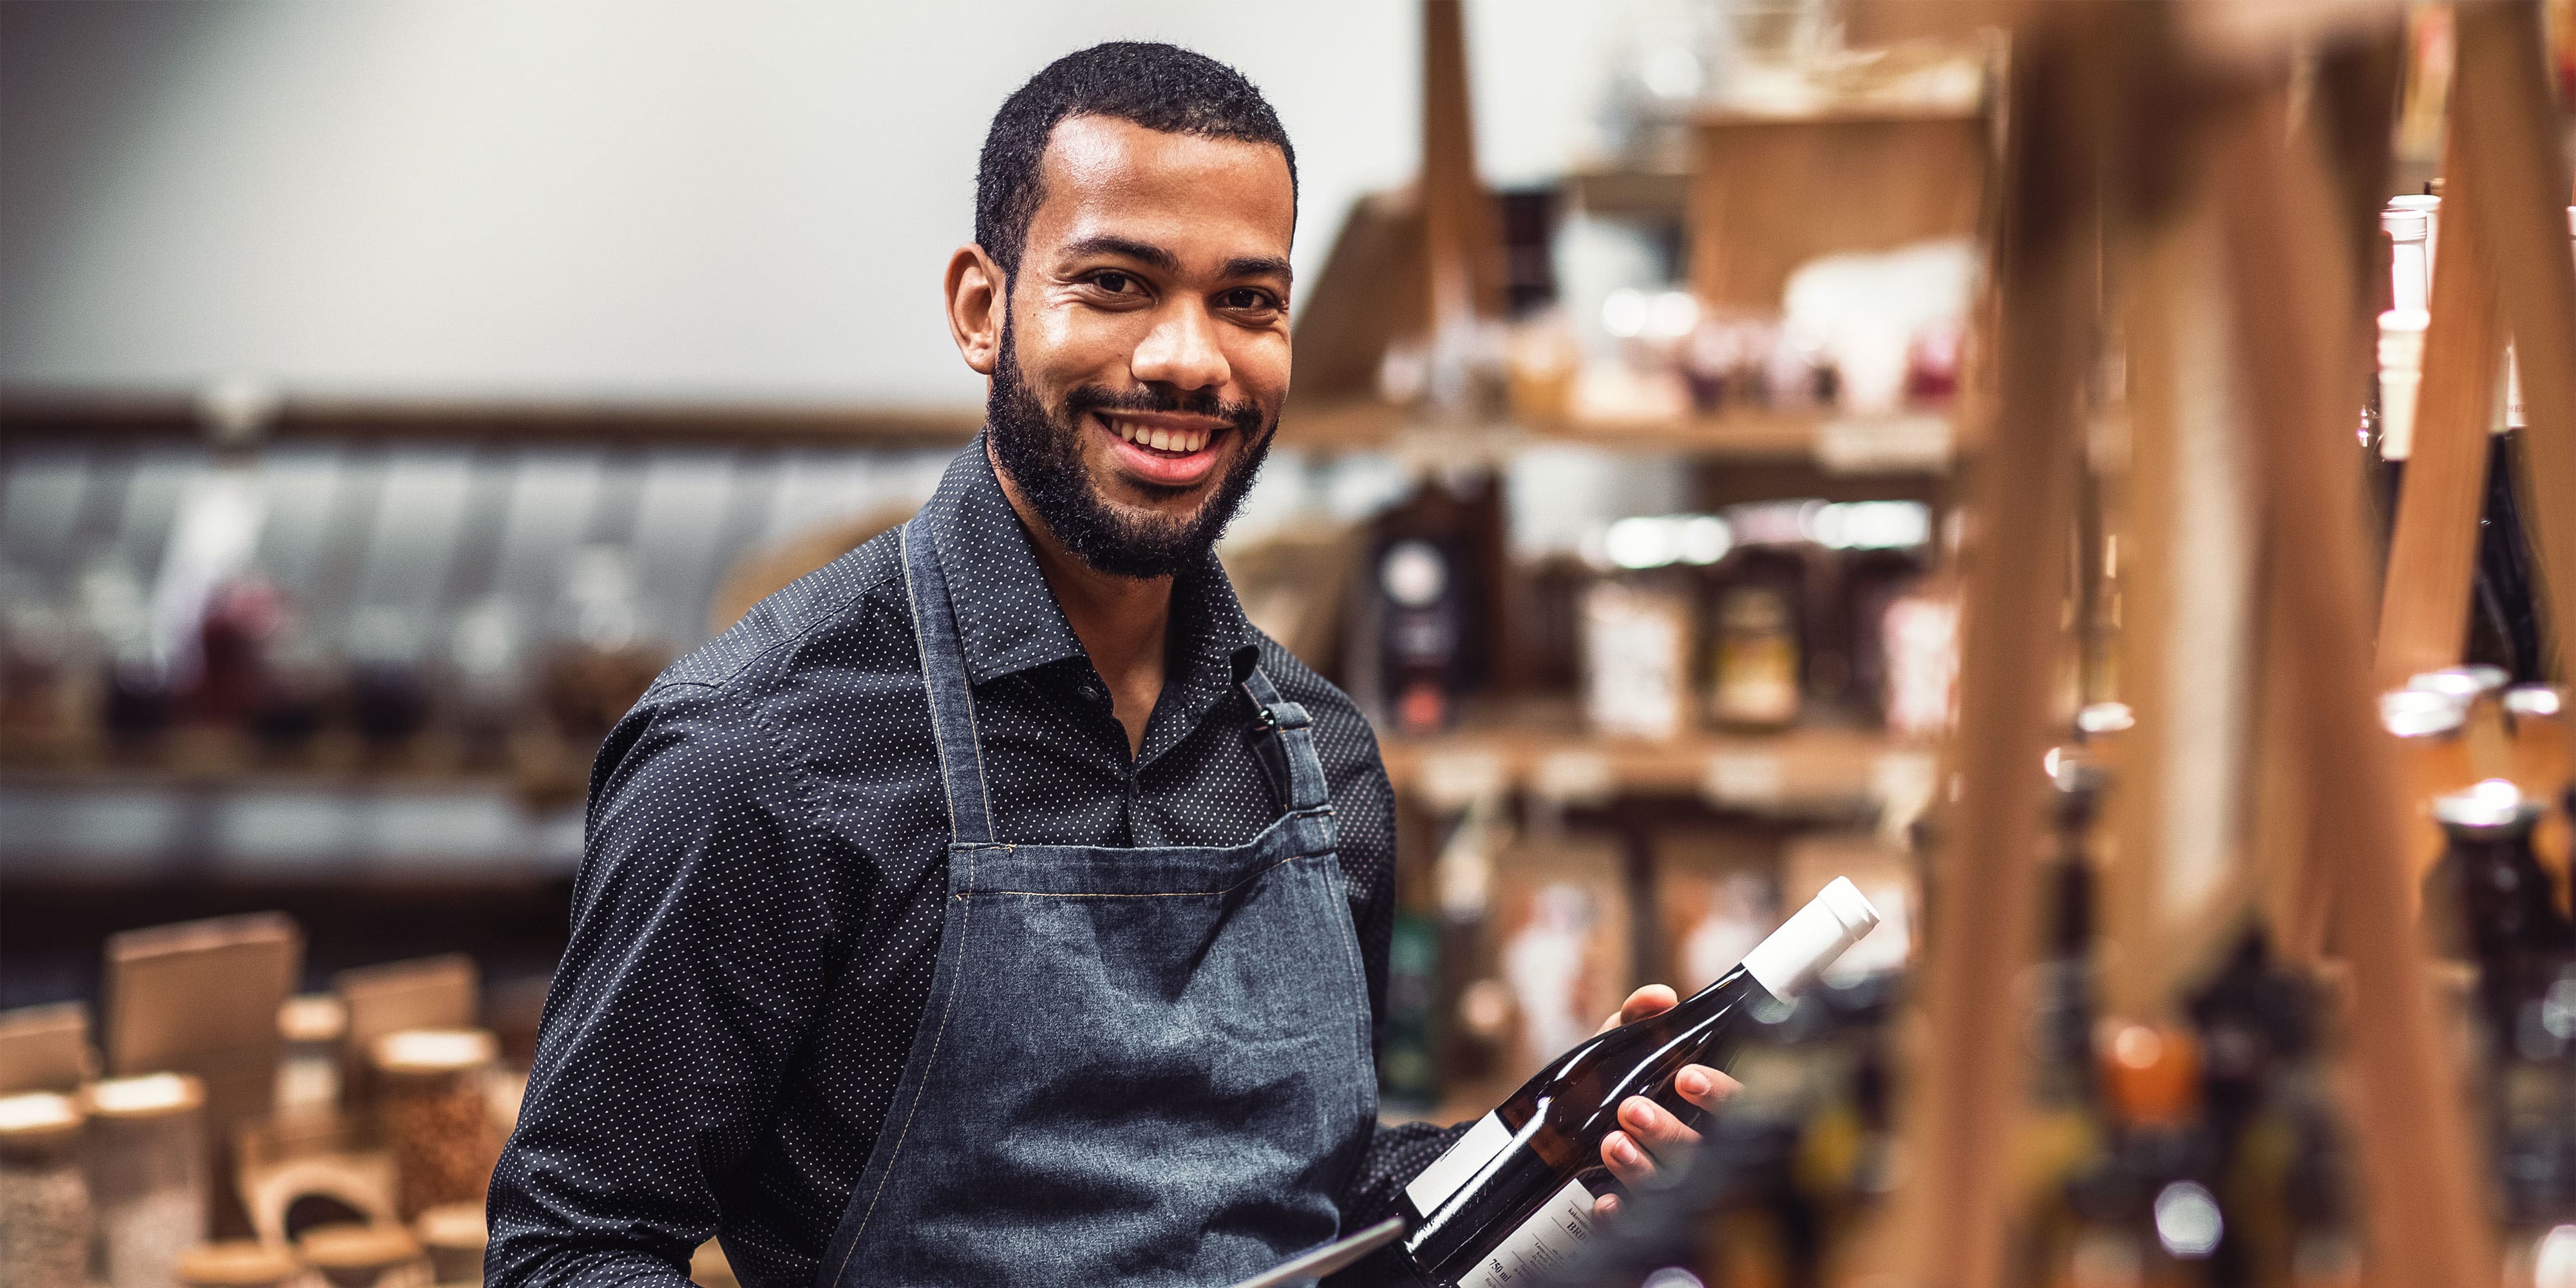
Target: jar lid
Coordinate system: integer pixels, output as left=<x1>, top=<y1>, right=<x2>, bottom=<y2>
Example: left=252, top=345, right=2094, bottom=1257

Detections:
left=2432, top=778, right=2545, bottom=833
left=298, top=1222, right=424, bottom=1270
left=2074, top=701, right=2134, bottom=739
left=178, top=1240, right=303, bottom=1287
left=372, top=1028, right=497, bottom=1074
left=2379, top=687, right=2467, bottom=738
left=2408, top=665, right=2509, bottom=701
left=278, top=994, right=348, bottom=1045
left=0, top=1090, right=85, bottom=1149
left=2504, top=685, right=2564, bottom=721
left=88, top=1072, right=206, bottom=1119
left=414, top=1202, right=488, bottom=1251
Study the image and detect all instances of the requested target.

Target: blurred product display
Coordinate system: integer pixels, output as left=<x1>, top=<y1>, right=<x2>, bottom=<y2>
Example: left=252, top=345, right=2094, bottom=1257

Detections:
left=4, top=3, right=2576, bottom=1287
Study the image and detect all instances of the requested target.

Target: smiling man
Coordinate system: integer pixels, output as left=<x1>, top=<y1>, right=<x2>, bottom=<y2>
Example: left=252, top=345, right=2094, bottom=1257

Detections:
left=486, top=43, right=1727, bottom=1288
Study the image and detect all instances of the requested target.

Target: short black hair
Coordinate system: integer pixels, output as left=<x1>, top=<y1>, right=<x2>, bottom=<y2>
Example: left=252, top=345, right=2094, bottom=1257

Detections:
left=976, top=42, right=1296, bottom=278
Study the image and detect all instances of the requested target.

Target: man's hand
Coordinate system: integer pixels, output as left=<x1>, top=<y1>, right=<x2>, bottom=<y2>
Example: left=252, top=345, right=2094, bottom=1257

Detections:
left=1590, top=985, right=1739, bottom=1218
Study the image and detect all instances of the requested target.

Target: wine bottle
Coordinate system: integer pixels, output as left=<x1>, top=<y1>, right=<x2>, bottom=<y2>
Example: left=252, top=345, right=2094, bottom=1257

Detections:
left=1399, top=877, right=1882, bottom=1287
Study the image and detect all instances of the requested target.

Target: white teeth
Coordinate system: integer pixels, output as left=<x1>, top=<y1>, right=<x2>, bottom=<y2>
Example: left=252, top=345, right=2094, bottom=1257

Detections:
left=1106, top=417, right=1217, bottom=453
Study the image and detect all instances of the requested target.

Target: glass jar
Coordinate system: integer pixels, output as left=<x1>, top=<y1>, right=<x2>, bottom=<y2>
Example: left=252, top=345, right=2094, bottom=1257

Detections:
left=0, top=1090, right=91, bottom=1288
left=89, top=1072, right=209, bottom=1288
left=372, top=1031, right=499, bottom=1218
left=413, top=1202, right=487, bottom=1285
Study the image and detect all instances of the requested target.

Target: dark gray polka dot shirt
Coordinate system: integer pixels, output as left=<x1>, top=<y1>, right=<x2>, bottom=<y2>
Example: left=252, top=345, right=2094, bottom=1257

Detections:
left=487, top=440, right=1463, bottom=1288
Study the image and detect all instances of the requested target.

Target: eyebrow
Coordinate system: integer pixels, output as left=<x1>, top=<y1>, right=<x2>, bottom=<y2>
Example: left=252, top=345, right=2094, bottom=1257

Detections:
left=1058, top=236, right=1293, bottom=285
left=1220, top=255, right=1294, bottom=284
left=1060, top=235, right=1179, bottom=272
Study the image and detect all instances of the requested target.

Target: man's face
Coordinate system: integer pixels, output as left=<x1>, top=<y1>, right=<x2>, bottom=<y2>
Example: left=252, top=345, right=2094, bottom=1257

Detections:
left=976, top=115, right=1294, bottom=578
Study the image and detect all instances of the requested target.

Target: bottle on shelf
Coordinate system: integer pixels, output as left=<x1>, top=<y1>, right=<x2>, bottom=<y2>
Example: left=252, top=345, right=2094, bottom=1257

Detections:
left=2420, top=779, right=2576, bottom=1050
left=1398, top=878, right=1880, bottom=1287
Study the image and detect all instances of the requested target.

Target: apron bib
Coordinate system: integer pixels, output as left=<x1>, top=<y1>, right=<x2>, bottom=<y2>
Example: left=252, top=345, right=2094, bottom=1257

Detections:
left=811, top=516, right=1378, bottom=1287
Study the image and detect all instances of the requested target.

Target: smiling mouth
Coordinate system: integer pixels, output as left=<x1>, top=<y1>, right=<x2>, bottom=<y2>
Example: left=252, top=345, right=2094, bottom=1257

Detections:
left=1097, top=413, right=1225, bottom=457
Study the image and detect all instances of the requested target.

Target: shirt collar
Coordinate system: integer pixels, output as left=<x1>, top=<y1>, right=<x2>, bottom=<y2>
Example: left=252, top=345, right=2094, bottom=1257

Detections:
left=921, top=436, right=1260, bottom=726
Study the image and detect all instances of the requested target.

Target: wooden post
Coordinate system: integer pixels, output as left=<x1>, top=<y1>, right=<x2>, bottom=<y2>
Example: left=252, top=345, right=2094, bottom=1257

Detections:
left=2453, top=1, right=2576, bottom=683
left=2375, top=110, right=2505, bottom=688
left=1886, top=14, right=2097, bottom=1285
left=1419, top=0, right=1502, bottom=329
left=2213, top=84, right=2498, bottom=1288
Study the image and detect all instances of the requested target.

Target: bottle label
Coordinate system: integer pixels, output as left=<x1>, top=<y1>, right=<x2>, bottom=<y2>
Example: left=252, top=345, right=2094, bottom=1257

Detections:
left=1405, top=1112, right=1511, bottom=1217
left=1457, top=1178, right=1598, bottom=1287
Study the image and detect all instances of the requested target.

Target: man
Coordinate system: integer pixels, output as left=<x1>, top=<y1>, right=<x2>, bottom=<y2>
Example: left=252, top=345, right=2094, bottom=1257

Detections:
left=488, top=42, right=1730, bottom=1288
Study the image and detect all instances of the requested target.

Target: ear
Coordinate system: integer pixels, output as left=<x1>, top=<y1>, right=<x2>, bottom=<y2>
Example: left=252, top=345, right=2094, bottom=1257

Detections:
left=944, top=244, right=1006, bottom=376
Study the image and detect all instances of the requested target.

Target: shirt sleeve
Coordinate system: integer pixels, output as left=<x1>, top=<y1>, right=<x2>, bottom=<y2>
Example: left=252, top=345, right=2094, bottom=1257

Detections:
left=486, top=681, right=840, bottom=1288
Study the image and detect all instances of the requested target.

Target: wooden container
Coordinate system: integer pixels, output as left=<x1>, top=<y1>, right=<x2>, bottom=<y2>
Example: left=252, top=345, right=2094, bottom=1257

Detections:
left=296, top=1222, right=427, bottom=1288
left=1687, top=108, right=1990, bottom=313
left=103, top=916, right=299, bottom=1155
left=89, top=1072, right=210, bottom=1288
left=0, top=1090, right=91, bottom=1288
left=0, top=1002, right=95, bottom=1095
left=334, top=957, right=476, bottom=1113
left=176, top=1240, right=303, bottom=1288
left=370, top=1032, right=497, bottom=1218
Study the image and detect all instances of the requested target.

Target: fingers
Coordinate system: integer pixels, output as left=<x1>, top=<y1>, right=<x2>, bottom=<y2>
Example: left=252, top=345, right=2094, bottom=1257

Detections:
left=1671, top=1064, right=1741, bottom=1115
left=1600, top=1128, right=1659, bottom=1190
left=1599, top=1094, right=1705, bottom=1190
left=1591, top=1191, right=1622, bottom=1220
left=1597, top=983, right=1679, bottom=1035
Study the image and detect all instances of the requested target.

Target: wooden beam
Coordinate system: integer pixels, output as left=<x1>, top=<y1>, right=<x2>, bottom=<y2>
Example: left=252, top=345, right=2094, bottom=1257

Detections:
left=1887, top=12, right=2096, bottom=1285
left=2213, top=83, right=2498, bottom=1288
left=2375, top=109, right=2504, bottom=687
left=2454, top=1, right=2576, bottom=683
left=1419, top=0, right=1502, bottom=328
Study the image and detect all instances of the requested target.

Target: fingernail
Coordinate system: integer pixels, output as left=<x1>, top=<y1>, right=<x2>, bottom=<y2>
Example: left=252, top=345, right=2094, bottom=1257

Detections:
left=1613, top=1136, right=1637, bottom=1164
left=1679, top=1069, right=1707, bottom=1096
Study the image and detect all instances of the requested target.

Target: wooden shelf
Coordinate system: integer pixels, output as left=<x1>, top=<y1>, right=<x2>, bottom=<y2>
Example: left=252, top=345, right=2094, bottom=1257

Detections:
left=1278, top=397, right=1954, bottom=473
left=3, top=389, right=1953, bottom=473
left=1380, top=714, right=1924, bottom=818
left=0, top=725, right=592, bottom=799
left=0, top=392, right=984, bottom=450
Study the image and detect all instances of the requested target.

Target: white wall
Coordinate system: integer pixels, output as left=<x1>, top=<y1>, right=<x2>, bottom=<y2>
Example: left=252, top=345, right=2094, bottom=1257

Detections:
left=1, top=0, right=1650, bottom=406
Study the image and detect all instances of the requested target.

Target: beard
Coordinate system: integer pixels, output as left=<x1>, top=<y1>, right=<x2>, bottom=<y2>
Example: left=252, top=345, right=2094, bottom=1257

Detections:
left=985, top=312, right=1276, bottom=580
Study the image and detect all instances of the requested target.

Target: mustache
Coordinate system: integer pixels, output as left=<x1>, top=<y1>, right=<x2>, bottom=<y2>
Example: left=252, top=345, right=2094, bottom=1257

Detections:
left=1063, top=384, right=1265, bottom=437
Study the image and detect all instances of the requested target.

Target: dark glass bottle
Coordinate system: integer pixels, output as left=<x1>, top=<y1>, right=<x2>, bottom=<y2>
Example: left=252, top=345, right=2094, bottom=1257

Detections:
left=2421, top=780, right=2576, bottom=1046
left=1399, top=879, right=1880, bottom=1287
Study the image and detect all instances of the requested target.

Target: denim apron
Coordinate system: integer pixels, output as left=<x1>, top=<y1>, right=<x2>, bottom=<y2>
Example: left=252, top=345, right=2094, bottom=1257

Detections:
left=812, top=517, right=1378, bottom=1287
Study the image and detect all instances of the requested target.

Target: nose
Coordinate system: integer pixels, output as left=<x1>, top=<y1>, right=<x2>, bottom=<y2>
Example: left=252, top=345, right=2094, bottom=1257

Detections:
left=1130, top=299, right=1231, bottom=395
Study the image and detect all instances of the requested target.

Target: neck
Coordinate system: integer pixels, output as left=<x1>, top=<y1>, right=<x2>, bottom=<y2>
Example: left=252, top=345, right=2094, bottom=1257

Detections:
left=989, top=442, right=1171, bottom=757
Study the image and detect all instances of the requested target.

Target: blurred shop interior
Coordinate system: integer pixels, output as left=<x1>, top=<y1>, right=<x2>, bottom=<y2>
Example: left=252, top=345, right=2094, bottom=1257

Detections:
left=5, top=1, right=2576, bottom=1287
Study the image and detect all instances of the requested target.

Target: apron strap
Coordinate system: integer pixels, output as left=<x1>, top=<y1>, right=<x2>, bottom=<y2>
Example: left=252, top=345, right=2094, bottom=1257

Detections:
left=1240, top=665, right=1332, bottom=816
left=900, top=518, right=997, bottom=846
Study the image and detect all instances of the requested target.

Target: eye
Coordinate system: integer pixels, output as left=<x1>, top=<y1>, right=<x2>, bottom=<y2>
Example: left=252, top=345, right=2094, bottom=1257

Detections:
left=1219, top=287, right=1280, bottom=314
left=1089, top=270, right=1139, bottom=295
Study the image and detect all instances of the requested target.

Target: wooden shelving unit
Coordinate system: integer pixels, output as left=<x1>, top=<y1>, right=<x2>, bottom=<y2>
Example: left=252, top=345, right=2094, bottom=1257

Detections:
left=0, top=388, right=1956, bottom=471
left=1276, top=396, right=1955, bottom=471
left=0, top=392, right=985, bottom=450
left=1379, top=710, right=1919, bottom=819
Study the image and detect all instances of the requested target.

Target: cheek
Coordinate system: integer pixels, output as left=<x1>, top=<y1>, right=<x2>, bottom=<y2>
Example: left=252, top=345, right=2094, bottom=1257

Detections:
left=1228, top=329, right=1293, bottom=402
left=1021, top=299, right=1141, bottom=384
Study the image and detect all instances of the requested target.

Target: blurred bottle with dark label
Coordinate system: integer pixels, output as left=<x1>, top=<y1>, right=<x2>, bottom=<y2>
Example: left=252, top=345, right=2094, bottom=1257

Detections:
left=1365, top=473, right=1504, bottom=736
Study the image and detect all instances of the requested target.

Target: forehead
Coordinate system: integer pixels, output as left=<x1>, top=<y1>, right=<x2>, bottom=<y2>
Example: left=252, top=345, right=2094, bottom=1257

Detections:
left=1028, top=115, right=1294, bottom=263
